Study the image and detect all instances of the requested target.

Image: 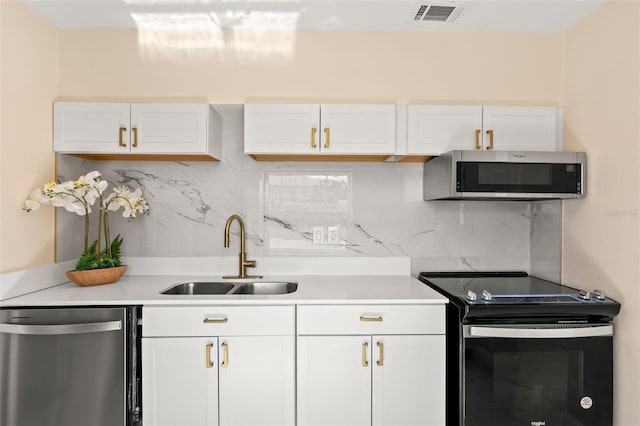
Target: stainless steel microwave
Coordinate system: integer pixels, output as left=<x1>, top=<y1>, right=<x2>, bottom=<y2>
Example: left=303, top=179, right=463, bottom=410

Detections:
left=423, top=150, right=586, bottom=201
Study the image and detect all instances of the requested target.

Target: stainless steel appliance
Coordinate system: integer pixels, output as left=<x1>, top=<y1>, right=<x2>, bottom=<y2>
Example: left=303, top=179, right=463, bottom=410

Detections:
left=423, top=150, right=586, bottom=200
left=0, top=306, right=141, bottom=426
left=418, top=271, right=621, bottom=426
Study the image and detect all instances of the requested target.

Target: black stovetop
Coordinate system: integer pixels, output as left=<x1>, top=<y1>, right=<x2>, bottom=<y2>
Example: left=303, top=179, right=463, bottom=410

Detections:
left=418, top=271, right=621, bottom=323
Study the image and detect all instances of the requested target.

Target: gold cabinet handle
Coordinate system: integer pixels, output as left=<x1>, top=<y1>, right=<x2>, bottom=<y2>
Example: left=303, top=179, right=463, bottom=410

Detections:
left=311, top=127, right=317, bottom=148
left=203, top=317, right=228, bottom=324
left=376, top=342, right=384, bottom=366
left=360, top=315, right=383, bottom=322
left=205, top=342, right=214, bottom=368
left=324, top=128, right=330, bottom=149
left=221, top=342, right=228, bottom=368
left=132, top=127, right=138, bottom=148
left=118, top=127, right=127, bottom=147
left=362, top=342, right=369, bottom=367
left=486, top=129, right=494, bottom=150
left=475, top=129, right=481, bottom=150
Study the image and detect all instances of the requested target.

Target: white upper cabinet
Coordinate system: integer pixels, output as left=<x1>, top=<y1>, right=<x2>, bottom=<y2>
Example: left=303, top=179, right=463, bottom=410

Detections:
left=406, top=105, right=561, bottom=155
left=244, top=104, right=396, bottom=157
left=53, top=102, right=221, bottom=159
left=481, top=106, right=559, bottom=152
left=407, top=105, right=483, bottom=155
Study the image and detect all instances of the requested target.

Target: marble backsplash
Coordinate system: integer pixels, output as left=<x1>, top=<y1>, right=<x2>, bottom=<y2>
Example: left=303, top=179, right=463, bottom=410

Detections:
left=57, top=105, right=561, bottom=278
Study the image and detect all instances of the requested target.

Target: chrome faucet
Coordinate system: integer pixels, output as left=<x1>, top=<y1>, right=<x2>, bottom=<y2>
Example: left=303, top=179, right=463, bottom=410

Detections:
left=223, top=214, right=262, bottom=279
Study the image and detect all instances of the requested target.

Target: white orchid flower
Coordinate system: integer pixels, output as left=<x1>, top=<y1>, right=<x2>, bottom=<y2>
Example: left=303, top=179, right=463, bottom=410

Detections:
left=24, top=172, right=149, bottom=263
left=23, top=189, right=48, bottom=212
left=75, top=171, right=101, bottom=187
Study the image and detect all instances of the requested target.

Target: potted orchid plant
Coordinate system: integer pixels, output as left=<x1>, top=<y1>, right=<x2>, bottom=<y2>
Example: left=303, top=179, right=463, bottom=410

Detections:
left=24, top=171, right=149, bottom=286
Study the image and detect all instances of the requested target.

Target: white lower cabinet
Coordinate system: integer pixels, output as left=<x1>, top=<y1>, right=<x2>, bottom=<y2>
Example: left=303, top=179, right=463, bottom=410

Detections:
left=297, top=304, right=446, bottom=426
left=142, top=306, right=295, bottom=426
left=143, top=337, right=219, bottom=426
left=141, top=304, right=445, bottom=426
left=297, top=336, right=373, bottom=426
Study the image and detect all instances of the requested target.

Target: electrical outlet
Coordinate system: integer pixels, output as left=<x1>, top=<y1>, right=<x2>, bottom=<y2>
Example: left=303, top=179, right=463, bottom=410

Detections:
left=327, top=226, right=340, bottom=245
left=312, top=226, right=324, bottom=244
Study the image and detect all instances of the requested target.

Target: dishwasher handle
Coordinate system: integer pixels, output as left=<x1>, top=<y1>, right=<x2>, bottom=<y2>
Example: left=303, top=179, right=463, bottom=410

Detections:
left=0, top=320, right=122, bottom=335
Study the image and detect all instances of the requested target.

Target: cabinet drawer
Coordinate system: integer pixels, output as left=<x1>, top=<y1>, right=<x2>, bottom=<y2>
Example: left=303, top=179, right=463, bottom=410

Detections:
left=297, top=304, right=445, bottom=335
left=143, top=306, right=295, bottom=337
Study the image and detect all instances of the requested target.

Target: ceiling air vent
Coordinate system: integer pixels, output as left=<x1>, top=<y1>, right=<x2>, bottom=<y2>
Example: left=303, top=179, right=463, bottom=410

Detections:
left=414, top=4, right=463, bottom=22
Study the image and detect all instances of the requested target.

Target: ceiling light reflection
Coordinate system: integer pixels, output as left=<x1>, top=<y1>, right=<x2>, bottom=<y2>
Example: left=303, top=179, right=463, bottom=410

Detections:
left=132, top=12, right=297, bottom=62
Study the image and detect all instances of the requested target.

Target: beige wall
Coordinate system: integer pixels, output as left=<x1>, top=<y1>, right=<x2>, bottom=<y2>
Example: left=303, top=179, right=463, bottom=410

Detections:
left=563, top=1, right=640, bottom=424
left=58, top=29, right=564, bottom=105
left=0, top=1, right=58, bottom=273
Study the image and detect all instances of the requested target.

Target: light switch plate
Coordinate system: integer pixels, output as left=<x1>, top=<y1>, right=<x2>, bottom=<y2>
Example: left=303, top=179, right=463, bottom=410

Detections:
left=312, top=226, right=324, bottom=244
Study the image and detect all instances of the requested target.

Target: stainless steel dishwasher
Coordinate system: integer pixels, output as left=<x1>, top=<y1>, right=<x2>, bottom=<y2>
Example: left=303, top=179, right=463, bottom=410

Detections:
left=0, top=306, right=141, bottom=426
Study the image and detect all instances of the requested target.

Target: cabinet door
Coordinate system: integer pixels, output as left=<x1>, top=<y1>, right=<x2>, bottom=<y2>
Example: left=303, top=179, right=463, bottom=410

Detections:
left=407, top=105, right=483, bottom=155
left=297, top=336, right=372, bottom=426
left=482, top=106, right=558, bottom=151
left=142, top=337, right=218, bottom=426
left=244, top=104, right=320, bottom=154
left=372, top=335, right=446, bottom=426
left=53, top=102, right=130, bottom=153
left=320, top=104, right=396, bottom=155
left=130, top=103, right=208, bottom=154
left=218, top=336, right=294, bottom=426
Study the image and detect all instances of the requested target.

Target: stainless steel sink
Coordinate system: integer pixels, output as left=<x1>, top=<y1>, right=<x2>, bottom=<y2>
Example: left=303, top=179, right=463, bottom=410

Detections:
left=232, top=281, right=298, bottom=295
left=160, top=281, right=298, bottom=295
left=161, top=282, right=236, bottom=295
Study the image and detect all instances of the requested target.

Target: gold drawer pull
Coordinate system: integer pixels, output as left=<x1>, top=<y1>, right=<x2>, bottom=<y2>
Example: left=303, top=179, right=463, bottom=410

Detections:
left=132, top=127, right=138, bottom=148
left=221, top=342, right=229, bottom=367
left=205, top=343, right=214, bottom=368
left=377, top=341, right=384, bottom=367
left=203, top=317, right=228, bottom=324
left=360, top=315, right=383, bottom=322
left=362, top=342, right=369, bottom=367
left=324, top=128, right=330, bottom=148
left=311, top=127, right=317, bottom=148
left=475, top=129, right=481, bottom=150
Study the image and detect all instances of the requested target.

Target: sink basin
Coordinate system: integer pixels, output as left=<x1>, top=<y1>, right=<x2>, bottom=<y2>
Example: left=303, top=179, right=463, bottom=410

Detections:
left=161, top=282, right=236, bottom=295
left=232, top=281, right=298, bottom=295
left=160, top=281, right=298, bottom=295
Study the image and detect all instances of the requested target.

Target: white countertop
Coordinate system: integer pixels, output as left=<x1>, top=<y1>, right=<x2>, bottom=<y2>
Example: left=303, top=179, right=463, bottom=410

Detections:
left=0, top=274, right=446, bottom=306
left=0, top=257, right=447, bottom=307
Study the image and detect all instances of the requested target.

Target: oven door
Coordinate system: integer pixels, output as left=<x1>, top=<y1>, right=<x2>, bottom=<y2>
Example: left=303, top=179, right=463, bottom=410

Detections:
left=462, top=324, right=613, bottom=426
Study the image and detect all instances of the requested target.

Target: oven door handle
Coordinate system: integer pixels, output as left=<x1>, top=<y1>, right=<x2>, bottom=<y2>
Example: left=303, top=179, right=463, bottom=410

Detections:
left=466, top=324, right=613, bottom=339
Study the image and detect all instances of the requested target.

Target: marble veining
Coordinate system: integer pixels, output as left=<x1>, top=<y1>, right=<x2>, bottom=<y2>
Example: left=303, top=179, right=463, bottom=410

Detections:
left=56, top=105, right=560, bottom=276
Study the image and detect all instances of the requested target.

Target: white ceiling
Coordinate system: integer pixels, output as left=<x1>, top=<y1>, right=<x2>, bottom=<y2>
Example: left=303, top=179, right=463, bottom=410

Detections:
left=20, top=0, right=605, bottom=32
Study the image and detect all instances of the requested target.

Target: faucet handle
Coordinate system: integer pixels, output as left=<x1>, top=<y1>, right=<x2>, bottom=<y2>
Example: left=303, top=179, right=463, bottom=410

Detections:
left=244, top=259, right=256, bottom=268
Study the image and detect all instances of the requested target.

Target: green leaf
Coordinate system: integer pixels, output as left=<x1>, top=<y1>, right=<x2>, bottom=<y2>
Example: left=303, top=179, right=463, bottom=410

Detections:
left=74, top=236, right=123, bottom=271
left=75, top=240, right=99, bottom=271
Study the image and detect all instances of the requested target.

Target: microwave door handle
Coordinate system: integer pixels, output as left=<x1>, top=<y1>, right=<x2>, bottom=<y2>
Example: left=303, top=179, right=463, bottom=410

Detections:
left=467, top=325, right=613, bottom=339
left=0, top=320, right=122, bottom=335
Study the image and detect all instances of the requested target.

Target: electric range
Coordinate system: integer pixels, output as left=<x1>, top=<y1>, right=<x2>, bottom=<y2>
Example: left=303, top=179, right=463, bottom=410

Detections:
left=418, top=271, right=621, bottom=426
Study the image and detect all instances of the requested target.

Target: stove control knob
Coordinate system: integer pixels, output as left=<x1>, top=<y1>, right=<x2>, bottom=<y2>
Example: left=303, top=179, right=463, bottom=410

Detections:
left=578, top=290, right=591, bottom=300
left=593, top=289, right=605, bottom=300
left=466, top=290, right=477, bottom=301
left=481, top=290, right=492, bottom=301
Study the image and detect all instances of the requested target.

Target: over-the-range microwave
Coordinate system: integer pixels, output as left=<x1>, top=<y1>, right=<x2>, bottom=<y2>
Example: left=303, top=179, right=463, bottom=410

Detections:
left=423, top=150, right=586, bottom=201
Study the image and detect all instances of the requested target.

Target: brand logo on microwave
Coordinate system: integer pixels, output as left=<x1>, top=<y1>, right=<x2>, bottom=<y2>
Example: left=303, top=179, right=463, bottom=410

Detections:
left=513, top=154, right=528, bottom=158
left=531, top=422, right=546, bottom=426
